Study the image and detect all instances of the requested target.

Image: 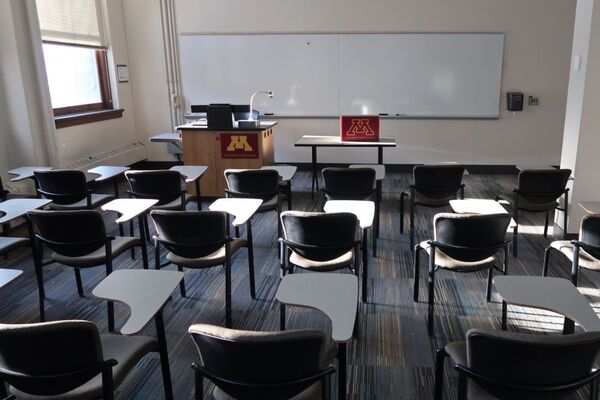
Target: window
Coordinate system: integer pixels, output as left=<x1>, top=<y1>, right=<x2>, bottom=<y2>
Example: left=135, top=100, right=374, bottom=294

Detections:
left=36, top=0, right=122, bottom=127
left=43, top=43, right=112, bottom=115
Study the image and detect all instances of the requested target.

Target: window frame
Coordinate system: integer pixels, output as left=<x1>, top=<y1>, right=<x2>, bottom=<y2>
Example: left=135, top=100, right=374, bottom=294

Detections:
left=47, top=45, right=113, bottom=116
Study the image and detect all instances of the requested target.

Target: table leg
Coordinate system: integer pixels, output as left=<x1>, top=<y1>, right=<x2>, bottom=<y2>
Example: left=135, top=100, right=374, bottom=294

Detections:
left=563, top=317, right=575, bottom=334
left=362, top=228, right=368, bottom=303
left=311, top=146, right=318, bottom=199
left=377, top=147, right=383, bottom=164
left=501, top=300, right=507, bottom=330
left=338, top=341, right=347, bottom=400
left=195, top=179, right=202, bottom=210
left=155, top=312, right=174, bottom=400
left=138, top=215, right=149, bottom=269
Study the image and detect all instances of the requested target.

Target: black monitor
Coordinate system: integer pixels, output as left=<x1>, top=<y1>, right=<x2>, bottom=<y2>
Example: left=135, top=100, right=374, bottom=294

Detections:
left=207, top=104, right=233, bottom=129
left=191, top=104, right=259, bottom=121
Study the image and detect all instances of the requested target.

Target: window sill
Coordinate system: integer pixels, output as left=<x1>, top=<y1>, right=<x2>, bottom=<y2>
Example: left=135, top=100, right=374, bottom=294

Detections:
left=54, top=109, right=124, bottom=129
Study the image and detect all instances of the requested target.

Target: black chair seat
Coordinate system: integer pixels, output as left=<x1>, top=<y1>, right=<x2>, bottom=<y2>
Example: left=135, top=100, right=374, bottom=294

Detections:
left=257, top=196, right=278, bottom=212
left=47, top=194, right=114, bottom=210
left=166, top=238, right=246, bottom=268
left=213, top=383, right=322, bottom=400
left=52, top=236, right=140, bottom=268
left=418, top=241, right=497, bottom=271
left=289, top=249, right=355, bottom=272
left=498, top=192, right=558, bottom=212
left=10, top=333, right=157, bottom=400
left=151, top=193, right=195, bottom=211
left=0, top=236, right=29, bottom=255
left=413, top=191, right=456, bottom=207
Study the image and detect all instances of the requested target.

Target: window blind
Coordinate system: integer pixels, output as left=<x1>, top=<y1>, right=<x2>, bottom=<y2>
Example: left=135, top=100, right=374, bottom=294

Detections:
left=36, top=0, right=106, bottom=48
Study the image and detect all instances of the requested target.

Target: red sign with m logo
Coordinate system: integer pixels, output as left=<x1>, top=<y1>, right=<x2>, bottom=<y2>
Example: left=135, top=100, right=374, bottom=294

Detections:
left=220, top=133, right=259, bottom=159
left=340, top=116, right=380, bottom=142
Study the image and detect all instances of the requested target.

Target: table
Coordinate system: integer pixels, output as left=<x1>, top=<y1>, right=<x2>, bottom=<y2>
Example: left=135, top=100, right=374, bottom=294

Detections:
left=179, top=122, right=277, bottom=196
left=494, top=275, right=600, bottom=333
left=170, top=165, right=208, bottom=210
left=8, top=166, right=53, bottom=182
left=324, top=200, right=374, bottom=303
left=102, top=198, right=158, bottom=263
left=450, top=198, right=517, bottom=229
left=294, top=135, right=396, bottom=198
left=276, top=273, right=358, bottom=400
left=87, top=166, right=130, bottom=198
left=349, top=164, right=385, bottom=238
left=209, top=198, right=263, bottom=298
left=149, top=133, right=183, bottom=162
left=579, top=201, right=600, bottom=214
left=0, top=269, right=22, bottom=289
left=93, top=269, right=183, bottom=399
left=261, top=165, right=298, bottom=209
left=0, top=198, right=52, bottom=245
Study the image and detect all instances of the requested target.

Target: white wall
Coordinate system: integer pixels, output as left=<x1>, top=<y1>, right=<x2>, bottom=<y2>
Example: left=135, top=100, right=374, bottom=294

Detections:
left=164, top=0, right=577, bottom=165
left=54, top=0, right=144, bottom=167
left=122, top=0, right=174, bottom=162
left=560, top=0, right=600, bottom=233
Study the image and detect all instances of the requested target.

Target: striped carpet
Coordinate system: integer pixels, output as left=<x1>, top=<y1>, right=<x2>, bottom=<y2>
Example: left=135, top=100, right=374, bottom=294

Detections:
left=0, top=169, right=597, bottom=399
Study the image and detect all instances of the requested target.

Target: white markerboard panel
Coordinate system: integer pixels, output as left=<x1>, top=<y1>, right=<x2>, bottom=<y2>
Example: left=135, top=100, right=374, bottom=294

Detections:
left=179, top=33, right=504, bottom=118
left=339, top=34, right=504, bottom=117
left=179, top=34, right=340, bottom=115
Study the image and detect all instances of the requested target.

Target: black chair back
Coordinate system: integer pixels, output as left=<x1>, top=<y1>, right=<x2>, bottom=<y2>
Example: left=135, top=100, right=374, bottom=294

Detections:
left=579, top=215, right=600, bottom=260
left=0, top=320, right=106, bottom=396
left=34, top=170, right=89, bottom=205
left=322, top=167, right=375, bottom=200
left=433, top=213, right=510, bottom=262
left=413, top=164, right=465, bottom=200
left=125, top=170, right=184, bottom=206
left=281, top=211, right=358, bottom=261
left=189, top=324, right=331, bottom=400
left=224, top=169, right=280, bottom=202
left=517, top=169, right=571, bottom=205
left=28, top=210, right=107, bottom=256
left=465, top=329, right=600, bottom=400
left=151, top=210, right=228, bottom=259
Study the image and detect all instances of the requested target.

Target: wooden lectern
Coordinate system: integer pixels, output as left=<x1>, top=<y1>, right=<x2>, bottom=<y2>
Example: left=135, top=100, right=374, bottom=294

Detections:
left=178, top=121, right=276, bottom=197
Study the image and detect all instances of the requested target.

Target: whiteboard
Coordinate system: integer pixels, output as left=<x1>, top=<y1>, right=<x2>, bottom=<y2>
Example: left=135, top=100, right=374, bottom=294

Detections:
left=179, top=33, right=504, bottom=118
left=179, top=34, right=340, bottom=115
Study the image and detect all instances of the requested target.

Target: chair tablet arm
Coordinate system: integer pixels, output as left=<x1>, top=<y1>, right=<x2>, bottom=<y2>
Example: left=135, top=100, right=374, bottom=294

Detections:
left=453, top=364, right=600, bottom=393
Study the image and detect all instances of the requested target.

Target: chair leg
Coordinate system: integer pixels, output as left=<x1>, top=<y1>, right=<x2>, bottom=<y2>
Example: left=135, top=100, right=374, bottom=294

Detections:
left=512, top=202, right=519, bottom=258
left=434, top=348, right=447, bottom=400
left=589, top=377, right=598, bottom=400
left=501, top=300, right=508, bottom=330
left=427, top=259, right=436, bottom=334
left=106, top=261, right=114, bottom=333
left=410, top=200, right=416, bottom=250
left=413, top=245, right=420, bottom=302
left=543, top=211, right=550, bottom=238
left=280, top=303, right=286, bottom=331
left=486, top=268, right=494, bottom=302
left=144, top=214, right=151, bottom=243
left=177, top=266, right=187, bottom=297
left=225, top=262, right=232, bottom=328
left=247, top=221, right=256, bottom=299
left=194, top=368, right=204, bottom=400
left=563, top=189, right=569, bottom=240
left=74, top=268, right=84, bottom=297
left=399, top=192, right=405, bottom=234
left=542, top=247, right=552, bottom=277
left=129, top=220, right=135, bottom=259
left=33, top=242, right=46, bottom=322
left=457, top=372, right=467, bottom=400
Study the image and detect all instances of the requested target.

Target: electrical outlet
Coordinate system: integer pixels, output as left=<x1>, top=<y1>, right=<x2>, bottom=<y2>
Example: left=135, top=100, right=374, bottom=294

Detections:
left=528, top=96, right=539, bottom=106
